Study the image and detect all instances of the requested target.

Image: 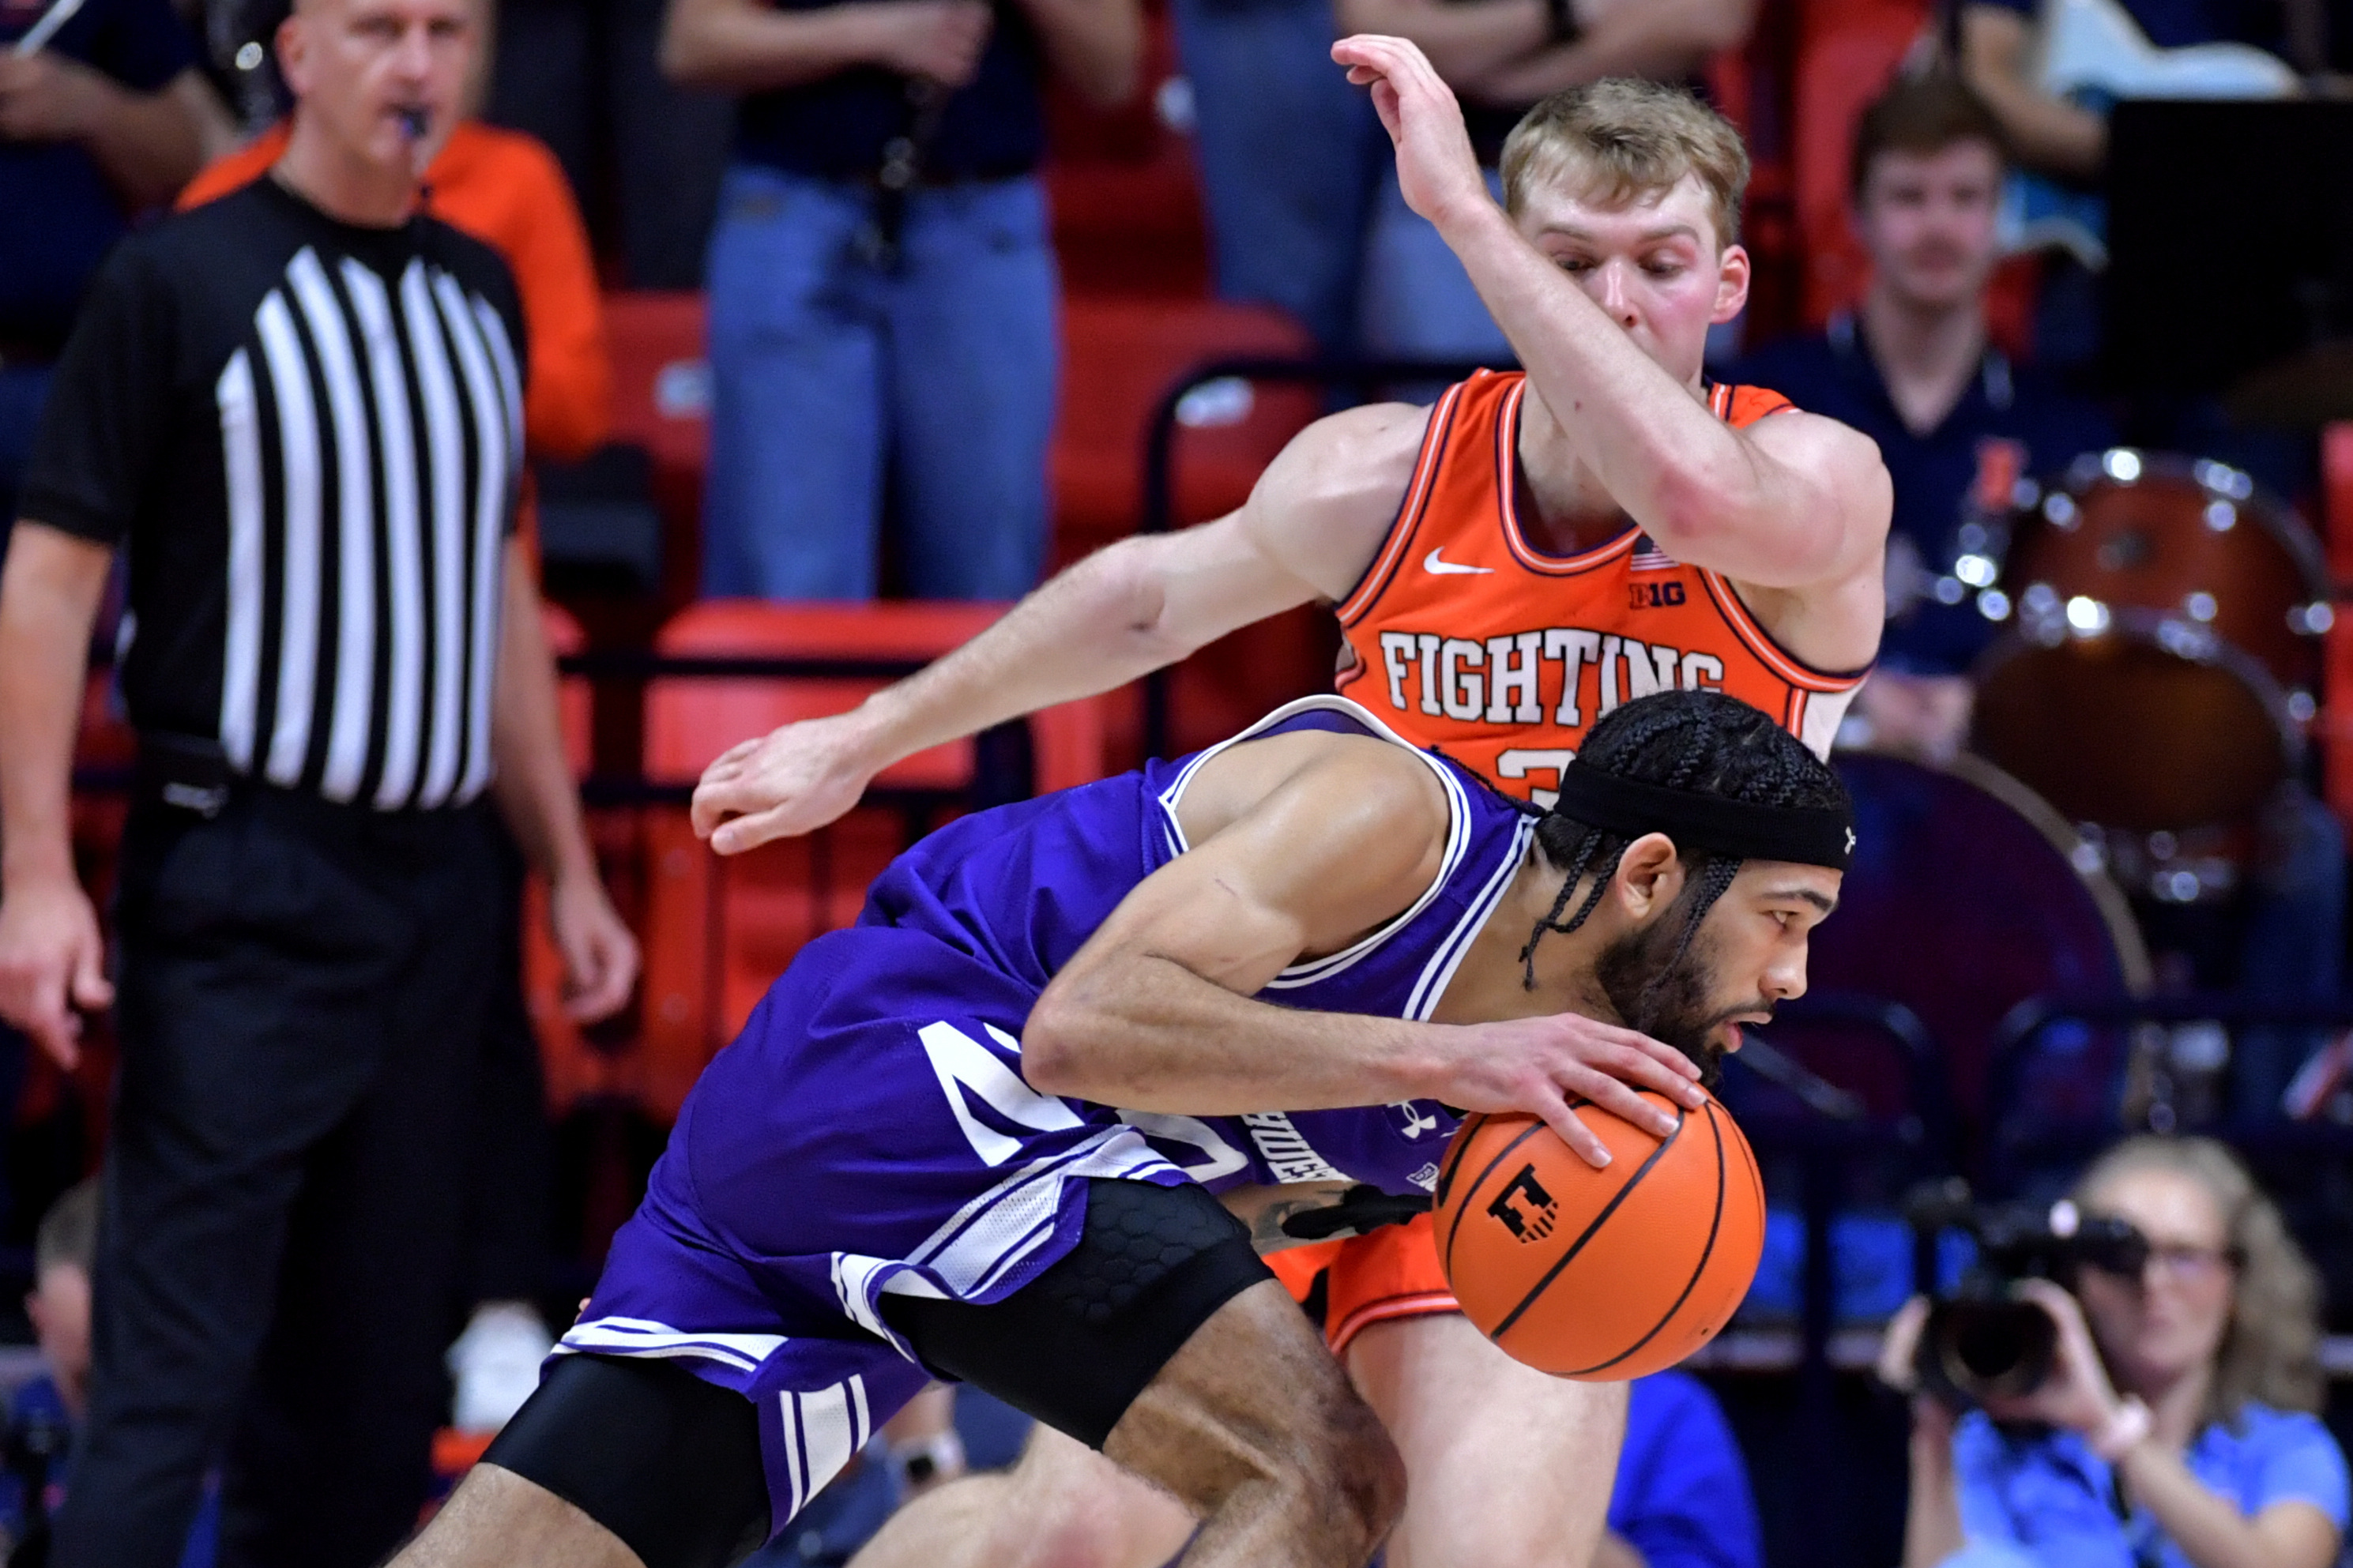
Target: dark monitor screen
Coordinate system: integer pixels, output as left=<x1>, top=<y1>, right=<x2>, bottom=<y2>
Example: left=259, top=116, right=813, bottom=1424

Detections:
left=2103, top=100, right=2353, bottom=399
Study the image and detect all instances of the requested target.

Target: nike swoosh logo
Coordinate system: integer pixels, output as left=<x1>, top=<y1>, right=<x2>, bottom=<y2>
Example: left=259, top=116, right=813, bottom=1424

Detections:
left=1422, top=547, right=1494, bottom=576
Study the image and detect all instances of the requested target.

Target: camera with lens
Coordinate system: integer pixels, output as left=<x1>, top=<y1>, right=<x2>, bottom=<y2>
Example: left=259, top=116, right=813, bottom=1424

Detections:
left=1904, top=1182, right=2148, bottom=1408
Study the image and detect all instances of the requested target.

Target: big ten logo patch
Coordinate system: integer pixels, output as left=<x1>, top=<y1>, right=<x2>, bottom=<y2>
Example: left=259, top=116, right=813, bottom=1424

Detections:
left=1627, top=581, right=1686, bottom=611
left=1486, top=1164, right=1558, bottom=1243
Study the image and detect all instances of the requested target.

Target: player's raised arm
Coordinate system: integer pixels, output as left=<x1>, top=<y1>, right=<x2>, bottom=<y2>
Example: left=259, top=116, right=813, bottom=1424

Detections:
left=1331, top=33, right=1890, bottom=593
left=1022, top=731, right=1704, bottom=1166
left=689, top=400, right=1428, bottom=853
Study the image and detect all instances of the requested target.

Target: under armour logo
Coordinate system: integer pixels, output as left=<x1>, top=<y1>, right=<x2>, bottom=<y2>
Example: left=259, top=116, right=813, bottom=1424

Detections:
left=1486, top=1164, right=1557, bottom=1242
left=1845, top=828, right=1857, bottom=854
left=1422, top=547, right=1494, bottom=576
left=1391, top=1101, right=1440, bottom=1140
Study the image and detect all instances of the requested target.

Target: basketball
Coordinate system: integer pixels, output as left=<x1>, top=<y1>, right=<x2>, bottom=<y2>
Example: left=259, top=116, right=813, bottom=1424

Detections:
left=1433, top=1091, right=1766, bottom=1380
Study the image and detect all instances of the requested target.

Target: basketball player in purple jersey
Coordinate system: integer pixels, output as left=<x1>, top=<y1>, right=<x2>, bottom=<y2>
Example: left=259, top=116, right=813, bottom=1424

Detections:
left=396, top=690, right=1848, bottom=1568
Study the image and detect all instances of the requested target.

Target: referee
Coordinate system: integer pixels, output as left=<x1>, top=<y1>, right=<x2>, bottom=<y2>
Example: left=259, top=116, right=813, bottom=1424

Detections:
left=0, top=1, right=638, bottom=1565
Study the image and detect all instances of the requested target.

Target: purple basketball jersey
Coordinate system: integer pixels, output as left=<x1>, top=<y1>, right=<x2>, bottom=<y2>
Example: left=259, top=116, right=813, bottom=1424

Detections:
left=558, top=698, right=1534, bottom=1536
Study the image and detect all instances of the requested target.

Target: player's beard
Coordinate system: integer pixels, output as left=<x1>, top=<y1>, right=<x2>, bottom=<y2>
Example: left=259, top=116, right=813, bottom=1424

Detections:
left=1592, top=904, right=1760, bottom=1088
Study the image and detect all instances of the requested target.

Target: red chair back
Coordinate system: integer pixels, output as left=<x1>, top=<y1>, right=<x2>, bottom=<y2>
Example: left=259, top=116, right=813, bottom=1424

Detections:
left=637, top=600, right=1109, bottom=1118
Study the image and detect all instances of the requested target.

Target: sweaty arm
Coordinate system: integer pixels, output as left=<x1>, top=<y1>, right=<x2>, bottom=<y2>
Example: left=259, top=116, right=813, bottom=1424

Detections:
left=1335, top=37, right=1889, bottom=598
left=1022, top=731, right=1706, bottom=1157
left=689, top=401, right=1429, bottom=852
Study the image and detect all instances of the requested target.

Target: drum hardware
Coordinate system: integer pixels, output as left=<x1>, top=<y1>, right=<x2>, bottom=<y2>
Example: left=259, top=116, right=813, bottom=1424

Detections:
left=1971, top=451, right=2327, bottom=901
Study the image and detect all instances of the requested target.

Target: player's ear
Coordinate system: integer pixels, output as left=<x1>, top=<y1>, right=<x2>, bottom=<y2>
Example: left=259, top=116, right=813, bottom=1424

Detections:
left=1711, top=243, right=1751, bottom=325
left=1613, top=833, right=1685, bottom=921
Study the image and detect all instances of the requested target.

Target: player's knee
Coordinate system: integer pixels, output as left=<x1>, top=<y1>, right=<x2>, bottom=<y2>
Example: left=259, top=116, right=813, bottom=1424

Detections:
left=1309, top=1387, right=1407, bottom=1554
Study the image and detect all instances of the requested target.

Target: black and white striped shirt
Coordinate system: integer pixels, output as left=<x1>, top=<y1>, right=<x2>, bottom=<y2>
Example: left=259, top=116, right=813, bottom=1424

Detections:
left=23, top=177, right=525, bottom=811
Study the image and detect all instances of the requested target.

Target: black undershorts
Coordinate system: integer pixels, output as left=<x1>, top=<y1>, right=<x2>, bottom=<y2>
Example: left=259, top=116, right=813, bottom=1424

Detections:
left=482, top=1178, right=1271, bottom=1568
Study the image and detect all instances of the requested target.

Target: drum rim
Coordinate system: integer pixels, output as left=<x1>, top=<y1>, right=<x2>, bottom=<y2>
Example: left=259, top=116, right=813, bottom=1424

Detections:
left=1970, top=607, right=2304, bottom=771
left=2039, top=448, right=2329, bottom=600
left=1936, top=752, right=2155, bottom=996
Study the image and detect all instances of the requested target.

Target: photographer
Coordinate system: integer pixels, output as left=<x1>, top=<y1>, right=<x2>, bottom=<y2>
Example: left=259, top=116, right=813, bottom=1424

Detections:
left=1880, top=1138, right=2347, bottom=1568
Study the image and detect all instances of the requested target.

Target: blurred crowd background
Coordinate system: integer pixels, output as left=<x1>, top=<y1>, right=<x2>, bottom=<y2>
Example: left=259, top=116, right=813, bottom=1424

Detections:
left=8, top=0, right=2353, bottom=1562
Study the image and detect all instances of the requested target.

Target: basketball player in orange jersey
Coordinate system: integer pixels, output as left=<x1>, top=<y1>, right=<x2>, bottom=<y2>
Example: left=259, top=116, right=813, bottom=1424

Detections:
left=691, top=36, right=1891, bottom=1568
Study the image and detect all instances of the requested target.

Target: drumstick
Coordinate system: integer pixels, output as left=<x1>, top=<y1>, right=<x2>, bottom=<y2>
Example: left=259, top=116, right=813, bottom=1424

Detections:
left=13, top=0, right=89, bottom=55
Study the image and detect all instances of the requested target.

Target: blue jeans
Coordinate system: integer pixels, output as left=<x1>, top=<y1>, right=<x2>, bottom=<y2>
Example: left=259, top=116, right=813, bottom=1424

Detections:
left=701, top=165, right=1057, bottom=601
left=1170, top=0, right=1387, bottom=355
left=1358, top=166, right=1514, bottom=363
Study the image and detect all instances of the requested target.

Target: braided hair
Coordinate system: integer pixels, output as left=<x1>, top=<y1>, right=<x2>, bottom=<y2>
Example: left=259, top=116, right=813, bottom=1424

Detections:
left=1519, top=690, right=1850, bottom=991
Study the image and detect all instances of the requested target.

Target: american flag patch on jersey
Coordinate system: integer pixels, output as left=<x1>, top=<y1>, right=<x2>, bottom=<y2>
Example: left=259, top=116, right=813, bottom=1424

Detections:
left=1631, top=536, right=1677, bottom=570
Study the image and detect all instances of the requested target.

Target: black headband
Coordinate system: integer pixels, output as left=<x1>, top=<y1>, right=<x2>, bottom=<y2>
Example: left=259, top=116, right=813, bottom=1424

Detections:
left=1547, top=761, right=1854, bottom=872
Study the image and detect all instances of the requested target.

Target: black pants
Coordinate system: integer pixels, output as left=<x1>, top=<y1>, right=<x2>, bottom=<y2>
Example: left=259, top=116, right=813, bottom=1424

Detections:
left=55, top=789, right=503, bottom=1568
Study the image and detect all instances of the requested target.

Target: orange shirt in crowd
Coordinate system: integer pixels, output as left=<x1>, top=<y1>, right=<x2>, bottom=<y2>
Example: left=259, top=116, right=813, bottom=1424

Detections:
left=178, top=119, right=612, bottom=464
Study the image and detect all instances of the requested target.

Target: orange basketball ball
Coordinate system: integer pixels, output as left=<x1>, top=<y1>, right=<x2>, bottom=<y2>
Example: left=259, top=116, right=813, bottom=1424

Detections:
left=1432, top=1091, right=1765, bottom=1380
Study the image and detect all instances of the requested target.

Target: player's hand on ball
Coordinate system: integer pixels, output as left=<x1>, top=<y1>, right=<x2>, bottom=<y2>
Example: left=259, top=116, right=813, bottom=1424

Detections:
left=1331, top=34, right=1490, bottom=232
left=1433, top=1013, right=1706, bottom=1168
left=691, top=712, right=884, bottom=855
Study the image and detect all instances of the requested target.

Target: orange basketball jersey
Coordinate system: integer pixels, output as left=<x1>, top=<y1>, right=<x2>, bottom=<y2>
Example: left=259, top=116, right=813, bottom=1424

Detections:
left=1334, top=370, right=1868, bottom=802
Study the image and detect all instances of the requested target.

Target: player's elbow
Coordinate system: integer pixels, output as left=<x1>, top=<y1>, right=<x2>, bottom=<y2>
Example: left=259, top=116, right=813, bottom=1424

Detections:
left=1094, top=536, right=1204, bottom=666
left=1021, top=980, right=1105, bottom=1098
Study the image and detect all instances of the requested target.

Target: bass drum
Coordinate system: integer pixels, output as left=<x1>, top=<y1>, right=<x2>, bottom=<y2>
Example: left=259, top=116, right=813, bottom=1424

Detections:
left=1971, top=451, right=2329, bottom=870
left=1801, top=752, right=2149, bottom=1140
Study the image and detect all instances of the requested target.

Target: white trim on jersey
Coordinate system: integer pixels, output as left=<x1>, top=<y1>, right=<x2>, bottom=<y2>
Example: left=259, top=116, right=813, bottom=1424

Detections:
left=552, top=1315, right=787, bottom=1374
left=780, top=1377, right=872, bottom=1521
left=1154, top=694, right=1476, bottom=991
left=1405, top=814, right=1537, bottom=1021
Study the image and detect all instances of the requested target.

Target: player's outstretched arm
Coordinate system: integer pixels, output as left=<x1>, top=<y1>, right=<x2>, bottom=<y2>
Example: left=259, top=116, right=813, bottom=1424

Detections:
left=1022, top=731, right=1703, bottom=1167
left=1332, top=34, right=1892, bottom=597
left=689, top=402, right=1426, bottom=854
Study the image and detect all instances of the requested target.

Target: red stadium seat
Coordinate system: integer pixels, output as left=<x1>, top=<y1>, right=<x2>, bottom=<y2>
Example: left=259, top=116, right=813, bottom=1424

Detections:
left=1052, top=296, right=1333, bottom=758
left=1793, top=0, right=1931, bottom=326
left=1043, top=9, right=1209, bottom=296
left=636, top=600, right=1109, bottom=1119
left=1053, top=296, right=1316, bottom=550
left=601, top=291, right=710, bottom=599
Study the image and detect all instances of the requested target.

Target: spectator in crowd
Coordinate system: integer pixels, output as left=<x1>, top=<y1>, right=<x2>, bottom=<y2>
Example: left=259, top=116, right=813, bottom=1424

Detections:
left=1335, top=0, right=1756, bottom=362
left=1881, top=1136, right=2348, bottom=1568
left=175, top=19, right=614, bottom=1435
left=1954, top=0, right=2304, bottom=367
left=1168, top=0, right=1386, bottom=356
left=663, top=0, right=1140, bottom=602
left=1602, top=1371, right=1765, bottom=1568
left=488, top=0, right=734, bottom=290
left=0, top=1179, right=218, bottom=1566
left=1734, top=72, right=2112, bottom=764
left=0, top=2, right=638, bottom=1566
left=0, top=0, right=216, bottom=547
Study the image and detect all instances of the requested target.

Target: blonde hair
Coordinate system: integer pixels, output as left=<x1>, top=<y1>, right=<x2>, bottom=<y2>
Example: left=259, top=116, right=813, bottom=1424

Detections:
left=1499, top=79, right=1750, bottom=247
left=2075, top=1136, right=2325, bottom=1423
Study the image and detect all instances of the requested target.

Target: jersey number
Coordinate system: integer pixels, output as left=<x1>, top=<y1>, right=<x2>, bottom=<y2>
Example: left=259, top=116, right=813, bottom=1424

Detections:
left=917, top=1021, right=1082, bottom=1167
